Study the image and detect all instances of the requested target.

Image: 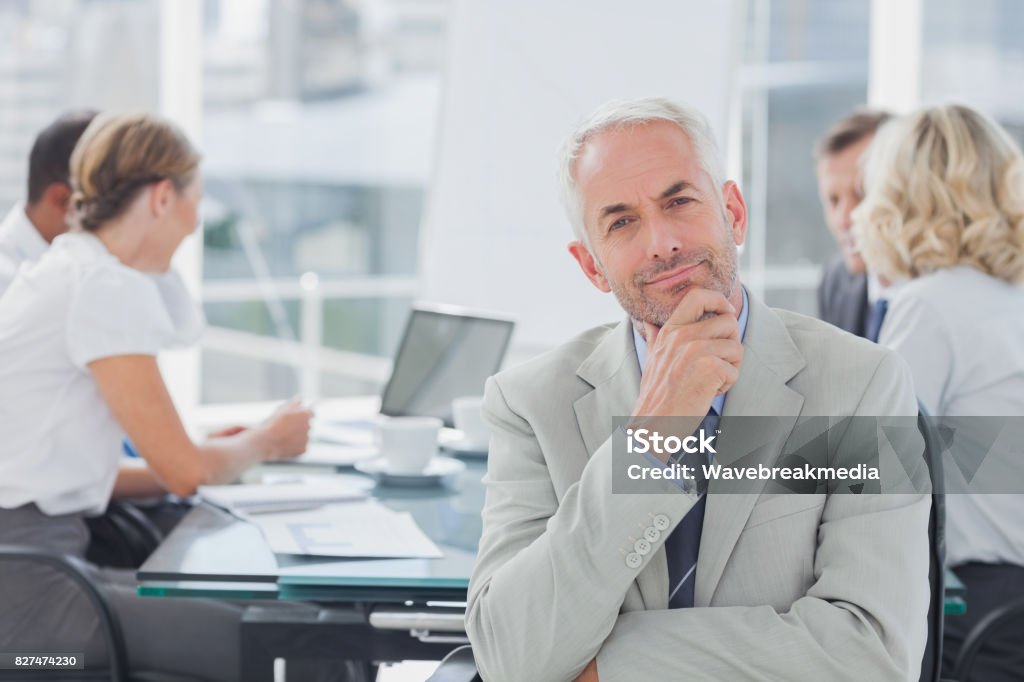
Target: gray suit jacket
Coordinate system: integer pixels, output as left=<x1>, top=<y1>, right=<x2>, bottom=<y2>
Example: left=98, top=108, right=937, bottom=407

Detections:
left=466, top=293, right=930, bottom=681
left=818, top=254, right=870, bottom=338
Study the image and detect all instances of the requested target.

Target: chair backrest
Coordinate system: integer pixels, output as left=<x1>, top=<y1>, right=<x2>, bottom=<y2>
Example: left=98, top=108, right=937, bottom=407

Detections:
left=917, top=402, right=947, bottom=682
left=0, top=544, right=128, bottom=682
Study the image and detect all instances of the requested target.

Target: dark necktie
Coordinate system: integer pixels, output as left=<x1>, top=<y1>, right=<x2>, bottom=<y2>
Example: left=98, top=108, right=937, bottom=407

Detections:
left=663, top=409, right=717, bottom=609
left=865, top=298, right=889, bottom=342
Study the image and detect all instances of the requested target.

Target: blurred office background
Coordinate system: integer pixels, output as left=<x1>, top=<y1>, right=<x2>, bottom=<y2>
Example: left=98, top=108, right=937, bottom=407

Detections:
left=0, top=0, right=1022, bottom=418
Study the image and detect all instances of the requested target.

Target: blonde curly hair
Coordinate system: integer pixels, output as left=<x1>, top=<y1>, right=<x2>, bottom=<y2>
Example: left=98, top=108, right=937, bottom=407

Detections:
left=852, top=104, right=1024, bottom=284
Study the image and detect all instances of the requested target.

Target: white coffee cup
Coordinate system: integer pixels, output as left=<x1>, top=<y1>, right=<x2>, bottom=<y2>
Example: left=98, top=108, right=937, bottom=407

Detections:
left=378, top=416, right=442, bottom=474
left=452, top=396, right=489, bottom=448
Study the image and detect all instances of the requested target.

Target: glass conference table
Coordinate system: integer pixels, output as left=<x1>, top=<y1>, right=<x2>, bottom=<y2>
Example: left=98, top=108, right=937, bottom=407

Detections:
left=138, top=461, right=484, bottom=603
left=138, top=451, right=485, bottom=680
left=137, top=439, right=966, bottom=677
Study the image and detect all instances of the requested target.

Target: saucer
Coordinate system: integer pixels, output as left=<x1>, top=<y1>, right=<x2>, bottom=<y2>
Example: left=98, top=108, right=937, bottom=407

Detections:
left=441, top=437, right=489, bottom=458
left=354, top=456, right=466, bottom=487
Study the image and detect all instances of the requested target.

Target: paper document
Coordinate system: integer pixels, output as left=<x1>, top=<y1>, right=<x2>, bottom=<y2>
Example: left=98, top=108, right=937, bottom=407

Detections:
left=252, top=501, right=443, bottom=559
left=297, top=442, right=378, bottom=467
left=311, top=418, right=378, bottom=447
left=198, top=479, right=367, bottom=514
left=312, top=418, right=461, bottom=448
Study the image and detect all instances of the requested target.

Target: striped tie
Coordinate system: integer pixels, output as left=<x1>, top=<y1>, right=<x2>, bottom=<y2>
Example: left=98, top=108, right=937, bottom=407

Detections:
left=664, top=410, right=717, bottom=608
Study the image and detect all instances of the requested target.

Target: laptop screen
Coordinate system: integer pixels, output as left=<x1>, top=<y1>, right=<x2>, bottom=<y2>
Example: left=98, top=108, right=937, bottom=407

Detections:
left=379, top=305, right=515, bottom=426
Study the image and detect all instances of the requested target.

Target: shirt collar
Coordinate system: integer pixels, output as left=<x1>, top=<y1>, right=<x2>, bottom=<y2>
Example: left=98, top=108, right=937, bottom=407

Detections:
left=866, top=273, right=884, bottom=304
left=0, top=202, right=48, bottom=261
left=873, top=275, right=912, bottom=304
left=633, top=286, right=749, bottom=416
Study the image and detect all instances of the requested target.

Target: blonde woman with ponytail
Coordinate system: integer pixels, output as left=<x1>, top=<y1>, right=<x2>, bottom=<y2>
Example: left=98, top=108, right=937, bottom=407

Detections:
left=0, top=113, right=313, bottom=680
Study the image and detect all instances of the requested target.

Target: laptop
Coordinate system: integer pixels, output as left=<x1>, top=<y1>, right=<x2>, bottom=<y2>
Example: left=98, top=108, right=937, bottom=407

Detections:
left=379, top=303, right=516, bottom=427
left=303, top=304, right=515, bottom=463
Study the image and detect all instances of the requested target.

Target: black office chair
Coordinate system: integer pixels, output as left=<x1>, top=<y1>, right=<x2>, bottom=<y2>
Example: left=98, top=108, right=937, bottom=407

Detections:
left=949, top=596, right=1024, bottom=681
left=0, top=545, right=202, bottom=682
left=916, top=403, right=949, bottom=682
left=85, top=501, right=166, bottom=569
left=427, top=406, right=951, bottom=682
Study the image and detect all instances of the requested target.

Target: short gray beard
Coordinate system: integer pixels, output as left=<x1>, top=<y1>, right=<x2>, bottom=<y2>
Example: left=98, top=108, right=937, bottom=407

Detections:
left=603, top=233, right=738, bottom=328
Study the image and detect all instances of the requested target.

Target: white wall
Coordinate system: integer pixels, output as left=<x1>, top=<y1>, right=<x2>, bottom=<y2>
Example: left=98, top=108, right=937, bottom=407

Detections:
left=420, top=0, right=740, bottom=353
left=160, top=0, right=203, bottom=417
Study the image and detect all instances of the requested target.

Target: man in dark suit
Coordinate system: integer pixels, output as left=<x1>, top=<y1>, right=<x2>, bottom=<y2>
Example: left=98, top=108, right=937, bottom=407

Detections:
left=815, top=110, right=890, bottom=338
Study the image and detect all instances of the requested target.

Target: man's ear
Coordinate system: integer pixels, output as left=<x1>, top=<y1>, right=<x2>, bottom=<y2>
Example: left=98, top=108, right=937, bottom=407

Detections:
left=722, top=180, right=748, bottom=247
left=568, top=240, right=611, bottom=293
left=42, top=183, right=72, bottom=211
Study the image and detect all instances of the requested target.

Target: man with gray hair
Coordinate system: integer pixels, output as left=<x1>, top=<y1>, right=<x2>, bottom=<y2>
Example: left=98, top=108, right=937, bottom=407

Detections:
left=465, top=97, right=930, bottom=681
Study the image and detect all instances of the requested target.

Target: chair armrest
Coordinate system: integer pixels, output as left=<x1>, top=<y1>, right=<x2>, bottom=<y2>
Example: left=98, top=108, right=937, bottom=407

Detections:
left=426, top=645, right=480, bottom=682
left=86, top=501, right=166, bottom=569
left=106, top=501, right=165, bottom=547
left=952, top=596, right=1024, bottom=681
left=0, top=544, right=128, bottom=682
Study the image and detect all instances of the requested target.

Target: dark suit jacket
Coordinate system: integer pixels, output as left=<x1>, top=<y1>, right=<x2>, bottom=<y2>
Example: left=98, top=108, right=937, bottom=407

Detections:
left=817, top=254, right=870, bottom=338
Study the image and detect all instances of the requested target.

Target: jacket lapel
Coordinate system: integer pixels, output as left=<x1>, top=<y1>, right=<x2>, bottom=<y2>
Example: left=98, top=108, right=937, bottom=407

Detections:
left=572, top=319, right=641, bottom=459
left=694, top=295, right=807, bottom=606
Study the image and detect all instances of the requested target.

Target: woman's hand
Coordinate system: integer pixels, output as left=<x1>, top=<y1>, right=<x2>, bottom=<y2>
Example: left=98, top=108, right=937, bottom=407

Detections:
left=253, top=397, right=313, bottom=461
left=207, top=424, right=248, bottom=438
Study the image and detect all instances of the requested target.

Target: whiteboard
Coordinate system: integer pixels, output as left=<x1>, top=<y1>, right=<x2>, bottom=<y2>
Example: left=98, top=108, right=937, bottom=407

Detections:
left=420, top=0, right=741, bottom=351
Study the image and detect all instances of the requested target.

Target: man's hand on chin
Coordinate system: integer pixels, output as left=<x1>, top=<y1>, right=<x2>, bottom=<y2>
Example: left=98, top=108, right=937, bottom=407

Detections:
left=574, top=659, right=599, bottom=682
left=631, top=288, right=743, bottom=435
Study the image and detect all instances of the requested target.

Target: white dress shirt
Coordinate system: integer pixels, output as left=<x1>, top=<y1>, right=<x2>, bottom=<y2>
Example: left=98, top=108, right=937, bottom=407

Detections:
left=866, top=273, right=885, bottom=305
left=0, top=202, right=48, bottom=296
left=0, top=232, right=204, bottom=516
left=879, top=264, right=1024, bottom=567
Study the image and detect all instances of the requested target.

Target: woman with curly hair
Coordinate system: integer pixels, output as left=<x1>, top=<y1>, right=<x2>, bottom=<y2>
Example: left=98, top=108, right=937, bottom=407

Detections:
left=854, top=103, right=1024, bottom=682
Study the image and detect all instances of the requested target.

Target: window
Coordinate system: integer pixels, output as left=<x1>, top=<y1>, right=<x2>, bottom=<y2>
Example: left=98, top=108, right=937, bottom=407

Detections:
left=199, top=0, right=449, bottom=403
left=920, top=0, right=1024, bottom=142
left=0, top=0, right=160, bottom=212
left=736, top=0, right=871, bottom=315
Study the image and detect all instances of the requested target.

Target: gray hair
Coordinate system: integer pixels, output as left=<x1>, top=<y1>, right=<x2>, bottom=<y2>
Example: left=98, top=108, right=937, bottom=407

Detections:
left=556, top=97, right=726, bottom=244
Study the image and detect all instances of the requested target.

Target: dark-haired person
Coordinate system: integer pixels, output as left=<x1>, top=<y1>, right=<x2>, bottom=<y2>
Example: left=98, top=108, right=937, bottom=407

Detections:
left=814, top=109, right=891, bottom=339
left=0, top=110, right=97, bottom=295
left=0, top=113, right=312, bottom=680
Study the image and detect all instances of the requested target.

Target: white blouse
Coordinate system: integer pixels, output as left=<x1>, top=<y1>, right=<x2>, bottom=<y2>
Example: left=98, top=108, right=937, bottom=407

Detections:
left=0, top=201, right=49, bottom=296
left=0, top=232, right=204, bottom=516
left=879, top=265, right=1024, bottom=567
